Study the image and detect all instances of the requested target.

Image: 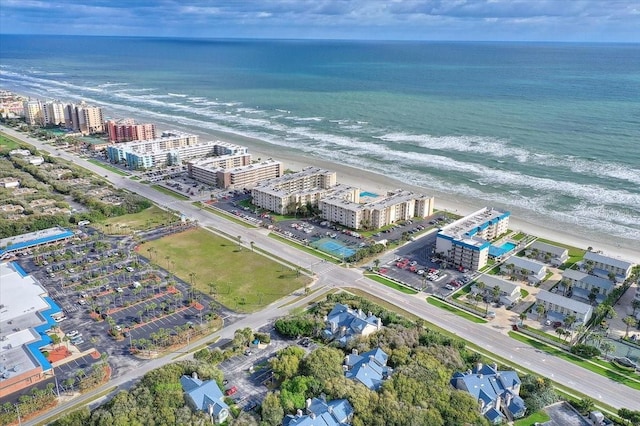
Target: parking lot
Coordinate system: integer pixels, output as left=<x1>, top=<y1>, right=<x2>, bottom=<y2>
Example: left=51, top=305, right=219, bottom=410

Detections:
left=216, top=328, right=319, bottom=411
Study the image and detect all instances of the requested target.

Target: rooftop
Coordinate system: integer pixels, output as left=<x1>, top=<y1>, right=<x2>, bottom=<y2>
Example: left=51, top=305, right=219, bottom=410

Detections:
left=0, top=226, right=74, bottom=257
left=503, top=255, right=546, bottom=274
left=529, top=241, right=569, bottom=257
left=439, top=207, right=510, bottom=240
left=584, top=251, right=634, bottom=272
left=537, top=289, right=594, bottom=315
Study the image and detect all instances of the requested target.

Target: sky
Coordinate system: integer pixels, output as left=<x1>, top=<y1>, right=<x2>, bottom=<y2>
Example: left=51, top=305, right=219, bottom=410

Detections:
left=1, top=0, right=639, bottom=42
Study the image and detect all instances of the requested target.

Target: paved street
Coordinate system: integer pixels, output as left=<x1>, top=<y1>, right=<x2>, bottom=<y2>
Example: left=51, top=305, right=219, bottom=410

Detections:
left=3, top=125, right=639, bottom=424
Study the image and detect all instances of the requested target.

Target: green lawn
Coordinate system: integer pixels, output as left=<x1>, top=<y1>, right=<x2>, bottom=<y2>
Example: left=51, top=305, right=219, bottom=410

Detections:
left=508, top=331, right=640, bottom=391
left=0, top=133, right=22, bottom=152
left=511, top=232, right=527, bottom=241
left=142, top=228, right=311, bottom=313
left=151, top=184, right=190, bottom=200
left=102, top=206, right=179, bottom=234
left=363, top=273, right=418, bottom=294
left=87, top=159, right=129, bottom=176
left=514, top=410, right=550, bottom=426
left=452, top=284, right=472, bottom=300
left=427, top=297, right=487, bottom=323
left=520, top=289, right=529, bottom=298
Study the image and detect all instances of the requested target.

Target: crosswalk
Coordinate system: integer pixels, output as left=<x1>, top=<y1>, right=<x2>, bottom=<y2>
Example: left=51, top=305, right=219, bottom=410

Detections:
left=310, top=261, right=338, bottom=276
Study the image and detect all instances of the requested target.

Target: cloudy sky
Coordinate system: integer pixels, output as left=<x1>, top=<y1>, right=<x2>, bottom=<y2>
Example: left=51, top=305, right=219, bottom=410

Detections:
left=1, top=0, right=639, bottom=42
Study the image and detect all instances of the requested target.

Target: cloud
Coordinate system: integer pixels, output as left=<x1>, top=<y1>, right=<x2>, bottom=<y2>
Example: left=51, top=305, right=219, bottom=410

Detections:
left=1, top=0, right=639, bottom=41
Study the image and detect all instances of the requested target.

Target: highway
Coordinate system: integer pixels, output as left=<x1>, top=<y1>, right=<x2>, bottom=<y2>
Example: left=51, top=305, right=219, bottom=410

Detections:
left=3, top=126, right=638, bottom=424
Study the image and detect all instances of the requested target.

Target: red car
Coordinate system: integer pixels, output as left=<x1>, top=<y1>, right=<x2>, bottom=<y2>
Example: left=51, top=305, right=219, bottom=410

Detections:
left=225, top=386, right=238, bottom=396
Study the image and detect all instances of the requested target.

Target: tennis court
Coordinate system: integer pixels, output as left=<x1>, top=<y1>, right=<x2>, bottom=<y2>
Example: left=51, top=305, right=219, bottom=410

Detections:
left=312, top=237, right=356, bottom=258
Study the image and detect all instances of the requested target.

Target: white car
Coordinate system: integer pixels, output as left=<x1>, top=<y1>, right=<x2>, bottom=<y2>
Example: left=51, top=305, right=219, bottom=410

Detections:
left=417, top=270, right=425, bottom=275
left=445, top=284, right=455, bottom=291
left=66, top=330, right=79, bottom=338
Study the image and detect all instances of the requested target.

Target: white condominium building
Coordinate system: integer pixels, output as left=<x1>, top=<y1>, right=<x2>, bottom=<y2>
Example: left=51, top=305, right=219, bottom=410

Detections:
left=435, top=207, right=510, bottom=271
left=583, top=251, right=635, bottom=282
left=188, top=157, right=283, bottom=189
left=319, top=189, right=434, bottom=230
left=251, top=168, right=338, bottom=215
left=23, top=100, right=43, bottom=125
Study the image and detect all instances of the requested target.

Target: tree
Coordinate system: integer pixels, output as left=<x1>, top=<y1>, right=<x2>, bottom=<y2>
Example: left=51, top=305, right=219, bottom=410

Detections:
left=249, top=241, right=255, bottom=252
left=300, top=347, right=344, bottom=382
left=588, top=288, right=598, bottom=305
left=563, top=314, right=576, bottom=331
left=519, top=312, right=527, bottom=326
left=572, top=397, right=595, bottom=415
left=236, top=235, right=242, bottom=250
left=260, top=392, right=284, bottom=426
left=373, top=259, right=380, bottom=269
left=562, top=279, right=573, bottom=296
left=491, top=285, right=501, bottom=303
left=623, top=316, right=638, bottom=339
left=536, top=303, right=545, bottom=319
left=632, top=300, right=640, bottom=316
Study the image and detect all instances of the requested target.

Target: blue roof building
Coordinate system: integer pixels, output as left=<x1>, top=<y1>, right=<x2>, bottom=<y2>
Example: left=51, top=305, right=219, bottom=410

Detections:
left=451, top=363, right=526, bottom=424
left=180, top=373, right=229, bottom=424
left=344, top=347, right=392, bottom=390
left=323, top=303, right=382, bottom=346
left=283, top=397, right=354, bottom=426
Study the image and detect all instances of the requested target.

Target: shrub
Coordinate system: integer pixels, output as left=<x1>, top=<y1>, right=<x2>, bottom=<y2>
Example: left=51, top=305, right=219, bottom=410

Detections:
left=570, top=344, right=601, bottom=359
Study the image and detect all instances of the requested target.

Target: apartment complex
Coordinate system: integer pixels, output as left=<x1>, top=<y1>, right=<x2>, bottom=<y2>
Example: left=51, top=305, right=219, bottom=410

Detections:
left=106, top=131, right=206, bottom=169
left=189, top=157, right=283, bottom=190
left=319, top=189, right=434, bottom=230
left=435, top=207, right=510, bottom=271
left=251, top=167, right=338, bottom=214
left=64, top=102, right=105, bottom=134
left=536, top=290, right=594, bottom=325
left=106, top=118, right=157, bottom=142
left=583, top=251, right=635, bottom=282
left=525, top=240, right=569, bottom=266
left=23, top=100, right=43, bottom=126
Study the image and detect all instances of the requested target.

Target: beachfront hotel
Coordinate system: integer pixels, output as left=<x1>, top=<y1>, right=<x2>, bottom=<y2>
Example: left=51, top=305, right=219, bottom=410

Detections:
left=189, top=157, right=283, bottom=190
left=64, top=101, right=105, bottom=135
left=251, top=167, right=339, bottom=214
left=435, top=207, right=510, bottom=271
left=106, top=118, right=157, bottom=142
left=319, top=189, right=434, bottom=230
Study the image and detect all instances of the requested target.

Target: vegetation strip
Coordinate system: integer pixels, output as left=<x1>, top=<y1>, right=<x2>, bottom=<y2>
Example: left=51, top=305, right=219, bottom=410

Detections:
left=508, top=331, right=640, bottom=390
left=426, top=297, right=488, bottom=323
left=151, top=184, right=190, bottom=200
left=36, top=386, right=118, bottom=426
left=363, top=272, right=418, bottom=294
left=196, top=202, right=257, bottom=228
left=87, top=159, right=130, bottom=176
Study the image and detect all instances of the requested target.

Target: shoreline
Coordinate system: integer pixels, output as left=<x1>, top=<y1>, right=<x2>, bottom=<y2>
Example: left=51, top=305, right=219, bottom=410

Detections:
left=2, top=87, right=638, bottom=263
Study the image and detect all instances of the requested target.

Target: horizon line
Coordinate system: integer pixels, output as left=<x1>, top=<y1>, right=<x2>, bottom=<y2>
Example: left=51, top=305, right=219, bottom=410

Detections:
left=1, top=32, right=639, bottom=45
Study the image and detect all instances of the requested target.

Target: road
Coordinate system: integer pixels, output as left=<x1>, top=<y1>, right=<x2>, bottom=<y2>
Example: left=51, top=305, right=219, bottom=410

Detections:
left=3, top=126, right=638, bottom=423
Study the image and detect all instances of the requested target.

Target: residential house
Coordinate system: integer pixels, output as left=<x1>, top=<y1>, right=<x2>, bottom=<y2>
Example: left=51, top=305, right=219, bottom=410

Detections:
left=583, top=251, right=635, bottom=283
left=283, top=397, right=354, bottom=426
left=562, top=269, right=614, bottom=304
left=473, top=275, right=522, bottom=306
left=501, top=256, right=547, bottom=284
left=344, top=347, right=392, bottom=390
left=525, top=241, right=568, bottom=266
left=180, top=373, right=229, bottom=424
left=323, top=303, right=382, bottom=346
left=536, top=290, right=593, bottom=325
left=451, top=363, right=526, bottom=424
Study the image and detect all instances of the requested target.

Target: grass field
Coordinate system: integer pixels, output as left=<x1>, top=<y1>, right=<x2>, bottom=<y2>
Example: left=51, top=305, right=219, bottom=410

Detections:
left=87, top=159, right=129, bottom=176
left=142, top=228, right=311, bottom=313
left=102, top=206, right=179, bottom=234
left=427, top=297, right=487, bottom=323
left=514, top=410, right=550, bottom=426
left=363, top=273, right=418, bottom=294
left=0, top=133, right=22, bottom=152
left=151, top=184, right=190, bottom=200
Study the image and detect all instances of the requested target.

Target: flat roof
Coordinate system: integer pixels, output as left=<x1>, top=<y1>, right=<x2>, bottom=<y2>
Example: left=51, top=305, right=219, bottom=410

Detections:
left=439, top=207, right=510, bottom=240
left=0, top=226, right=74, bottom=256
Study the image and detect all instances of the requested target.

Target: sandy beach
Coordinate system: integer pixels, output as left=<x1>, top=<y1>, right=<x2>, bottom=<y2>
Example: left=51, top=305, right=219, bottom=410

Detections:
left=3, top=88, right=638, bottom=264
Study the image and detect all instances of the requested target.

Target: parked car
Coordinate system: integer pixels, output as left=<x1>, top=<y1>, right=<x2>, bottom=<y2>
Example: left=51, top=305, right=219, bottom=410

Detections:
left=225, top=386, right=238, bottom=396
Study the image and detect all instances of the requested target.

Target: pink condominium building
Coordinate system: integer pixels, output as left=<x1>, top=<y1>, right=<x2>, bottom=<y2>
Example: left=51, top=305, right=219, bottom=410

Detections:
left=107, top=118, right=157, bottom=142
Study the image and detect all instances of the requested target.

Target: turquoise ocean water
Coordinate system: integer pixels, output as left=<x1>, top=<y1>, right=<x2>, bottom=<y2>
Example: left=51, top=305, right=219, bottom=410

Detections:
left=1, top=35, right=639, bottom=250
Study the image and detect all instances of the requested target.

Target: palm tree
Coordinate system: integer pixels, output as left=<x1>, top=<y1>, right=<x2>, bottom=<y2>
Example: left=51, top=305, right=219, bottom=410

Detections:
left=236, top=235, right=242, bottom=250
left=250, top=241, right=255, bottom=252
left=588, top=288, right=599, bottom=305
left=632, top=300, right=640, bottom=316
left=476, top=281, right=486, bottom=296
left=373, top=259, right=380, bottom=270
left=622, top=316, right=638, bottom=339
left=562, top=279, right=573, bottom=296
left=555, top=327, right=565, bottom=340
left=519, top=312, right=527, bottom=326
left=600, top=341, right=615, bottom=360
left=536, top=303, right=546, bottom=319
left=492, top=285, right=501, bottom=303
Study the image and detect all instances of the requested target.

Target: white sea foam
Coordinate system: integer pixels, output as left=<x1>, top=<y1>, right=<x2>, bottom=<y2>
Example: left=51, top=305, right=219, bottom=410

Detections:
left=284, top=116, right=324, bottom=122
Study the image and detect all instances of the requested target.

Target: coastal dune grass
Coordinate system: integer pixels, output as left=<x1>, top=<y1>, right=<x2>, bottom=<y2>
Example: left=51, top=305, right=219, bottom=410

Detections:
left=101, top=206, right=178, bottom=234
left=142, top=228, right=311, bottom=313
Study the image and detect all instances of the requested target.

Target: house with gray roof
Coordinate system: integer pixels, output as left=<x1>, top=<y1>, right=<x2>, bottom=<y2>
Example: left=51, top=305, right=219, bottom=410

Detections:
left=344, top=347, right=392, bottom=390
left=536, top=289, right=593, bottom=325
left=180, top=373, right=229, bottom=424
left=583, top=251, right=635, bottom=282
left=323, top=303, right=382, bottom=346
left=473, top=275, right=522, bottom=306
left=562, top=269, right=614, bottom=303
left=501, top=256, right=547, bottom=284
left=526, top=241, right=569, bottom=266
left=451, top=363, right=526, bottom=424
left=283, top=397, right=354, bottom=426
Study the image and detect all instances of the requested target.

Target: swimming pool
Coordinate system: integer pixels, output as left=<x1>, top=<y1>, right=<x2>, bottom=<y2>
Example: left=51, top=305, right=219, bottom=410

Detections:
left=489, top=241, right=517, bottom=257
left=360, top=191, right=378, bottom=198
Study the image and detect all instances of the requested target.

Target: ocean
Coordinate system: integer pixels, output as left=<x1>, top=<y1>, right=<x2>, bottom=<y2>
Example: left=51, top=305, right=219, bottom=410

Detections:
left=1, top=35, right=639, bottom=251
